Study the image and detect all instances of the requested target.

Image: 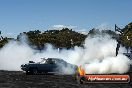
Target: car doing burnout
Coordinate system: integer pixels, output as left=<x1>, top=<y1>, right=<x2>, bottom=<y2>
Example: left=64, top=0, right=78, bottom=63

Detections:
left=21, top=58, right=77, bottom=75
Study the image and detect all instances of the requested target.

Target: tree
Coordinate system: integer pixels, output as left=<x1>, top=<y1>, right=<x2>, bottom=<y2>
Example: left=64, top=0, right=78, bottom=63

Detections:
left=120, top=22, right=132, bottom=47
left=17, top=28, right=87, bottom=50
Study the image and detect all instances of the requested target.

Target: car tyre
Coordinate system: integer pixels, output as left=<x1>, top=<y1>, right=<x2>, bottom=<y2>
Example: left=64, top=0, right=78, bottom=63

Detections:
left=32, top=68, right=38, bottom=75
left=77, top=76, right=86, bottom=84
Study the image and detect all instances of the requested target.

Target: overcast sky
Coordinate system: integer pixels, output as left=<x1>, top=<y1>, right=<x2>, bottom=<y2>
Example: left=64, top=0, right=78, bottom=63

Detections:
left=0, top=0, right=131, bottom=37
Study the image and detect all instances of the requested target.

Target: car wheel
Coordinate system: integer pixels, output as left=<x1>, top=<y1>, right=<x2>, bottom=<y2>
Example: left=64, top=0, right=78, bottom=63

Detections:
left=77, top=76, right=86, bottom=84
left=26, top=71, right=31, bottom=75
left=32, top=68, right=38, bottom=75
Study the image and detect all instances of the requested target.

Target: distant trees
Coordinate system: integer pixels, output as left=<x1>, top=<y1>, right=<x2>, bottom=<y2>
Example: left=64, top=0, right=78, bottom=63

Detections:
left=17, top=28, right=87, bottom=50
left=0, top=37, right=12, bottom=48
left=0, top=22, right=132, bottom=49
left=120, top=22, right=132, bottom=47
left=88, top=28, right=117, bottom=38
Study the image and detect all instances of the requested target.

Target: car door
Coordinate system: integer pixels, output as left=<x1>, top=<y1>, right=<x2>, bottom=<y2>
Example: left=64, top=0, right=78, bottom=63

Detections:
left=38, top=63, right=49, bottom=72
left=47, top=61, right=57, bottom=72
left=39, top=59, right=56, bottom=72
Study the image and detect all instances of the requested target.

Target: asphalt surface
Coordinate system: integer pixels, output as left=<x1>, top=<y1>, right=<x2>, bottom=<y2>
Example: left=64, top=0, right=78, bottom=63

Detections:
left=0, top=71, right=132, bottom=88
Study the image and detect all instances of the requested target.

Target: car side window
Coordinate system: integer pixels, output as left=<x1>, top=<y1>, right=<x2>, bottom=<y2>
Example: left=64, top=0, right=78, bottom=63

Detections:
left=46, top=59, right=55, bottom=64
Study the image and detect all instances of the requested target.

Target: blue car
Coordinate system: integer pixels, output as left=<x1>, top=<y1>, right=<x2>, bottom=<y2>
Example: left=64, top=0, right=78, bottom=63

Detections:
left=21, top=58, right=77, bottom=75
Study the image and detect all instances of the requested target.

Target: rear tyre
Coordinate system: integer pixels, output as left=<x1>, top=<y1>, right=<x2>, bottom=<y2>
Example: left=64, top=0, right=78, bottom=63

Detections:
left=77, top=76, right=86, bottom=84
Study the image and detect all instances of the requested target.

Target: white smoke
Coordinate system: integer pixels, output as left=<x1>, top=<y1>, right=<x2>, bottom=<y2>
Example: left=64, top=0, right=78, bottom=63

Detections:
left=80, top=35, right=131, bottom=74
left=84, top=54, right=130, bottom=74
left=0, top=32, right=131, bottom=74
left=0, top=41, right=35, bottom=71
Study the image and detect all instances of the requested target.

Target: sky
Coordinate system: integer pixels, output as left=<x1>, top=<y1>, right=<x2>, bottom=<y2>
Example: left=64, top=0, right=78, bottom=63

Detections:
left=0, top=0, right=131, bottom=37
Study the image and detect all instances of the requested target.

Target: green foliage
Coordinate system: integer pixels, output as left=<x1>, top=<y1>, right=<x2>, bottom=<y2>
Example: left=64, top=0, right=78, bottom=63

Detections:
left=0, top=22, right=132, bottom=49
left=17, top=28, right=87, bottom=50
left=0, top=37, right=13, bottom=48
left=120, top=22, right=132, bottom=46
left=88, top=28, right=117, bottom=38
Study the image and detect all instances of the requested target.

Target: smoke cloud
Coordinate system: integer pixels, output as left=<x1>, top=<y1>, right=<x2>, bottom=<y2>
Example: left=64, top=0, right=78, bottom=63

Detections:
left=0, top=33, right=131, bottom=74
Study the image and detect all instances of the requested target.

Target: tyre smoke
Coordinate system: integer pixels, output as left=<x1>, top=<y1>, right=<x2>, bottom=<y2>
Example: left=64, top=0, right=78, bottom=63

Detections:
left=0, top=33, right=131, bottom=74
